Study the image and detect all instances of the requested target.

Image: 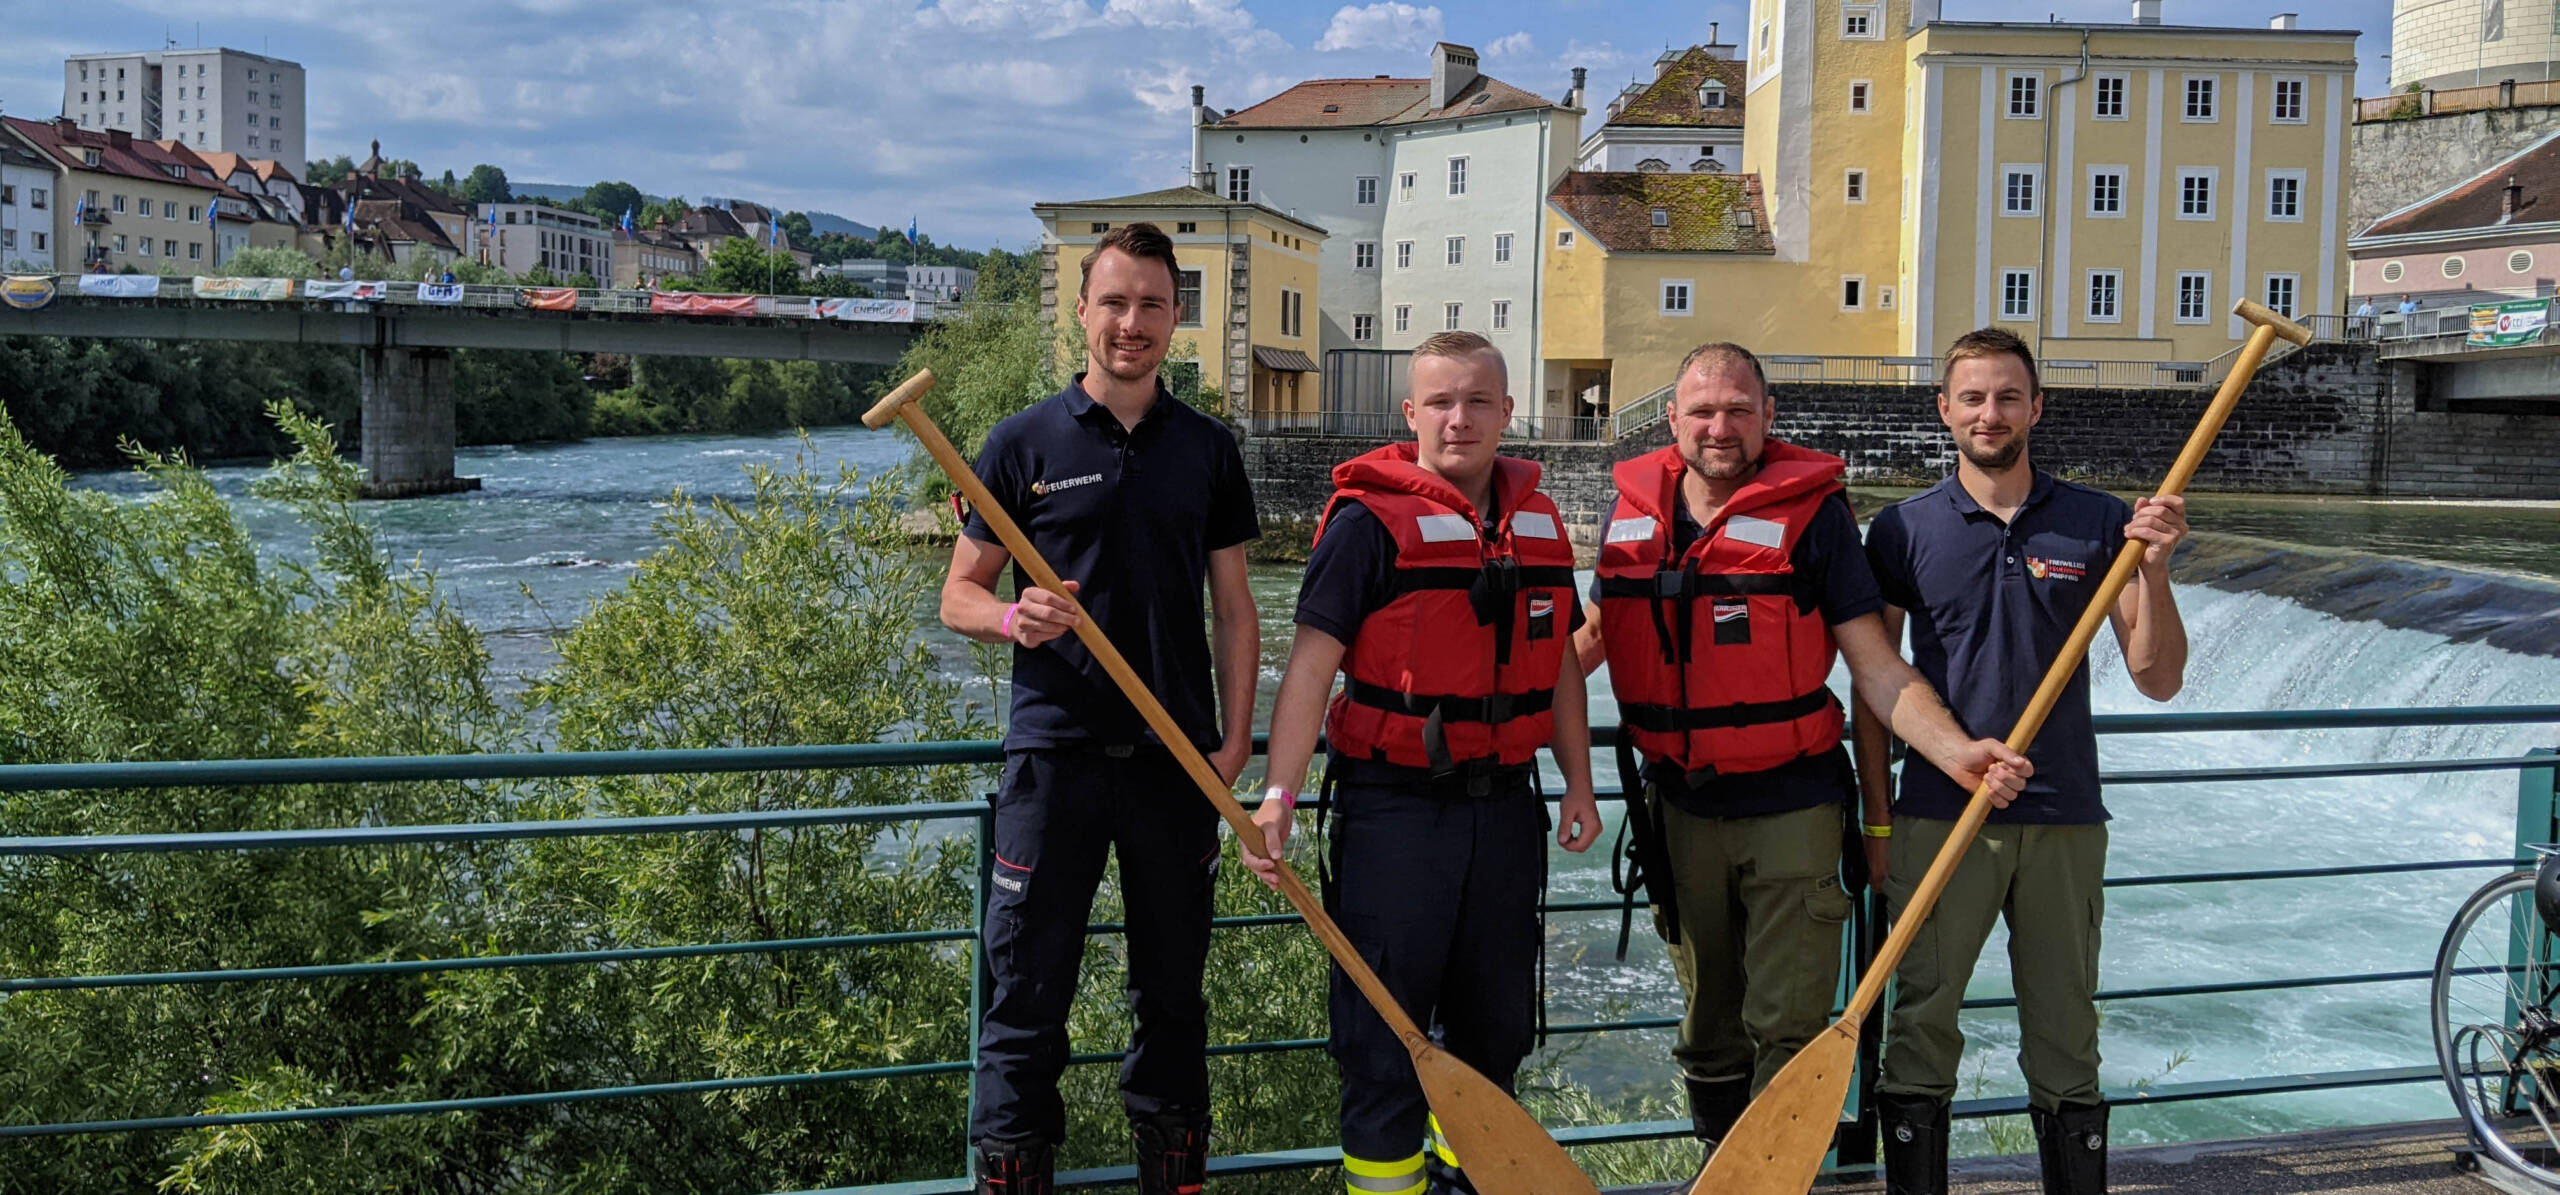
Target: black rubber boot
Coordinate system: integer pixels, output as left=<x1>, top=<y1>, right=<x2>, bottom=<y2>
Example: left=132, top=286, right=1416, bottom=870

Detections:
left=1424, top=1155, right=1478, bottom=1195
left=1685, top=1076, right=1753, bottom=1177
left=1131, top=1110, right=1210, bottom=1195
left=974, top=1137, right=1054, bottom=1195
left=2031, top=1101, right=2109, bottom=1195
left=1878, top=1092, right=1950, bottom=1195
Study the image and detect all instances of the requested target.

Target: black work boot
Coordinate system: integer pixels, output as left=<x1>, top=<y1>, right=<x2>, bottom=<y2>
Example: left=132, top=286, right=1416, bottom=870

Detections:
left=974, top=1137, right=1054, bottom=1195
left=1131, top=1110, right=1210, bottom=1195
left=1685, top=1076, right=1753, bottom=1178
left=1878, top=1092, right=1950, bottom=1195
left=2031, top=1101, right=2109, bottom=1195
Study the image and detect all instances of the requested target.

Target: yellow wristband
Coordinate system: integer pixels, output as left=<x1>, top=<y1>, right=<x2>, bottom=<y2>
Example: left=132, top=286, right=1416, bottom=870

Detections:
left=1861, top=823, right=1893, bottom=838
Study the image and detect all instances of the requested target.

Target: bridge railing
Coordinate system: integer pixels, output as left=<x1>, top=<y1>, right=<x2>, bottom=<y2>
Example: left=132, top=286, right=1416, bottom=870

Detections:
left=13, top=273, right=949, bottom=323
left=1, top=708, right=2554, bottom=1190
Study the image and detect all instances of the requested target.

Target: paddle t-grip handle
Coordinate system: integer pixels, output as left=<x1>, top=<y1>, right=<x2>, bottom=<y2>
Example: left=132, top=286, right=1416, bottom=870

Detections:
left=862, top=369, right=938, bottom=429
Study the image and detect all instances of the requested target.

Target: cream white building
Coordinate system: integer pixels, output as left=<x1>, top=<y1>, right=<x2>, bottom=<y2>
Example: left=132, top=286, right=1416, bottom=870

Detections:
left=2392, top=0, right=2560, bottom=92
left=1, top=140, right=56, bottom=271
left=63, top=48, right=306, bottom=166
left=1576, top=36, right=1748, bottom=174
left=478, top=203, right=616, bottom=281
left=1192, top=43, right=1583, bottom=423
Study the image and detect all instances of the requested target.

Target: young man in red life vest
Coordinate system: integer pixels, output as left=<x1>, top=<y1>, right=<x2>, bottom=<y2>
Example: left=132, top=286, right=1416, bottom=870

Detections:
left=1242, top=331, right=1604, bottom=1195
left=1569, top=342, right=2031, bottom=1178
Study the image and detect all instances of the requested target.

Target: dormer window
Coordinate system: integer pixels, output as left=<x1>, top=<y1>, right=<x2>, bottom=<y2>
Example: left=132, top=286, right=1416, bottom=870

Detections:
left=1700, top=81, right=1728, bottom=109
left=1735, top=208, right=1757, bottom=230
left=1651, top=207, right=1671, bottom=227
left=82, top=149, right=101, bottom=167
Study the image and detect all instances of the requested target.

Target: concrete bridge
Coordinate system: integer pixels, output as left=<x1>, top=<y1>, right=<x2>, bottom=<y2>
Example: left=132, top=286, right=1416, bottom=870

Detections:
left=0, top=276, right=941, bottom=496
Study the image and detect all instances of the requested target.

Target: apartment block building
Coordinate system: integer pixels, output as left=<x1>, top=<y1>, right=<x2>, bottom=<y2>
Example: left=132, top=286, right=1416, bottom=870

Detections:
left=1, top=139, right=56, bottom=271
left=479, top=203, right=616, bottom=281
left=1192, top=42, right=1580, bottom=421
left=62, top=48, right=306, bottom=166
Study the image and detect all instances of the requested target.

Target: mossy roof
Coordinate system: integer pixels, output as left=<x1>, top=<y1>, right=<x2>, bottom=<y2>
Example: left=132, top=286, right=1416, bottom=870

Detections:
left=1547, top=171, right=1774, bottom=254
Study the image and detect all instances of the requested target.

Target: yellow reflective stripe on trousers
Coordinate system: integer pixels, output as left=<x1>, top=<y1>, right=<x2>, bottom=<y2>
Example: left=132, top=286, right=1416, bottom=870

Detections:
left=1342, top=1149, right=1426, bottom=1195
left=1428, top=1113, right=1461, bottom=1169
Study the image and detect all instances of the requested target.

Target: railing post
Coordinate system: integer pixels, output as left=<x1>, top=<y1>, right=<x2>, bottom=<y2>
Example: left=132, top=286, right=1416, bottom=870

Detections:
left=968, top=794, right=996, bottom=1185
left=2520, top=747, right=2560, bottom=862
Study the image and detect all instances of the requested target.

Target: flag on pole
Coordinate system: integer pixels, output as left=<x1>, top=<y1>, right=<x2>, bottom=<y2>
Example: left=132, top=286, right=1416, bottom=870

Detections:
left=344, top=192, right=357, bottom=234
left=768, top=219, right=779, bottom=247
left=621, top=206, right=634, bottom=233
left=73, top=193, right=86, bottom=227
left=206, top=196, right=218, bottom=231
left=908, top=215, right=919, bottom=244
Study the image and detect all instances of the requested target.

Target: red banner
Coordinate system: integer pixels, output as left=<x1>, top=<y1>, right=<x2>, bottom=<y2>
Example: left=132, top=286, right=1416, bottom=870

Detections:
left=650, top=291, right=759, bottom=316
left=518, top=287, right=579, bottom=311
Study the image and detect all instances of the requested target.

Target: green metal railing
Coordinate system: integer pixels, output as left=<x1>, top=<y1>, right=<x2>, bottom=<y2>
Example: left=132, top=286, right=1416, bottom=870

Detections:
left=1, top=707, right=2556, bottom=1192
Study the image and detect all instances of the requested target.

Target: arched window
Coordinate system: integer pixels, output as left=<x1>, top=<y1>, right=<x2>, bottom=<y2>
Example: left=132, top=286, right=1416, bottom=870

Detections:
left=1635, top=158, right=1670, bottom=174
left=1690, top=158, right=1725, bottom=173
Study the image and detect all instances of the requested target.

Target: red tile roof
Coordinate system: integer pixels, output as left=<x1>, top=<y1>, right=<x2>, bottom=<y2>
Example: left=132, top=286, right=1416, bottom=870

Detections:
left=1548, top=171, right=1774, bottom=254
left=2361, top=131, right=2560, bottom=238
left=1216, top=72, right=1556, bottom=128
left=4, top=116, right=236, bottom=197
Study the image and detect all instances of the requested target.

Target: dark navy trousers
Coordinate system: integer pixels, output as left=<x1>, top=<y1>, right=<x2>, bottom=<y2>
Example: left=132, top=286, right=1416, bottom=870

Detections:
left=1326, top=774, right=1545, bottom=1163
left=970, top=746, right=1220, bottom=1146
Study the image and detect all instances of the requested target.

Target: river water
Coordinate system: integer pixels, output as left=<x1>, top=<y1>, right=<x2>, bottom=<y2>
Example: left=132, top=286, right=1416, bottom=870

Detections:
left=71, top=425, right=2560, bottom=1154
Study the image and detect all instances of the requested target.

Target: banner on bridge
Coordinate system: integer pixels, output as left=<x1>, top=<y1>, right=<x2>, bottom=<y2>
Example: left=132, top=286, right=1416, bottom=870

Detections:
left=2468, top=298, right=2551, bottom=347
left=77, top=274, right=162, bottom=299
left=812, top=297, right=914, bottom=322
left=416, top=283, right=466, bottom=305
left=193, top=277, right=295, bottom=301
left=304, top=280, right=388, bottom=301
left=0, top=276, right=55, bottom=311
left=518, top=287, right=579, bottom=312
left=651, top=291, right=759, bottom=316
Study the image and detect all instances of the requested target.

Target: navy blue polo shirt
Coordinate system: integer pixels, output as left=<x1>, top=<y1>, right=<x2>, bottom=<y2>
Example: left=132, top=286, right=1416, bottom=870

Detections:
left=962, top=375, right=1260, bottom=750
left=1864, top=471, right=2132, bottom=825
left=1588, top=490, right=1882, bottom=818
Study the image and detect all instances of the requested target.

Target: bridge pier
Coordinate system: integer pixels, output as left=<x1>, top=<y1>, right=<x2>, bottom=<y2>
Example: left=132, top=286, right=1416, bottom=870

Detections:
left=358, top=346, right=480, bottom=499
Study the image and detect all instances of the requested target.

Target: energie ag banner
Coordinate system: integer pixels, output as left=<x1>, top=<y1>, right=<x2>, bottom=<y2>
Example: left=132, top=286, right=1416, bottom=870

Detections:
left=192, top=277, right=295, bottom=301
left=2468, top=298, right=2552, bottom=347
left=0, top=276, right=55, bottom=310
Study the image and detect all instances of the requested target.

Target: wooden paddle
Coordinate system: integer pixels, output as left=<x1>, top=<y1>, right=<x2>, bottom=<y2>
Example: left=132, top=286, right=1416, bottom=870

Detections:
left=866, top=373, right=1603, bottom=1195
left=1688, top=299, right=2315, bottom=1195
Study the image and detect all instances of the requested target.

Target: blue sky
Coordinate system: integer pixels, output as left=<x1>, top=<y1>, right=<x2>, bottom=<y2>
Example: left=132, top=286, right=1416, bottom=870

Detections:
left=2, top=1, right=2389, bottom=250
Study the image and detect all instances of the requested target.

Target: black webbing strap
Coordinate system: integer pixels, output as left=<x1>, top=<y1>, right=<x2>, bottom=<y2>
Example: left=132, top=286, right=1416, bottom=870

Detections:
left=1392, top=565, right=1578, bottom=595
left=1594, top=572, right=1800, bottom=599
left=1341, top=679, right=1556, bottom=725
left=1616, top=688, right=1837, bottom=735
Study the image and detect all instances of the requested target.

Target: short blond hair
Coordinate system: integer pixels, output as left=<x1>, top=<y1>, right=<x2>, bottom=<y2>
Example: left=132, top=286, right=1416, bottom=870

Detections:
left=1412, top=330, right=1507, bottom=391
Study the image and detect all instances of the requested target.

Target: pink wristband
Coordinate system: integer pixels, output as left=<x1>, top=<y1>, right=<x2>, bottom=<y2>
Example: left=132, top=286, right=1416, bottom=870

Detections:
left=1262, top=785, right=1298, bottom=814
left=1000, top=602, right=1021, bottom=638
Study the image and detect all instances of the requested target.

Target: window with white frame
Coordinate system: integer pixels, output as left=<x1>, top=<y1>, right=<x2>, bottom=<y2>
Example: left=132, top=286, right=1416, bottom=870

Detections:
left=1225, top=166, right=1251, bottom=202
left=1842, top=3, right=1879, bottom=37
left=2184, top=75, right=2218, bottom=121
left=1398, top=171, right=1416, bottom=200
left=1494, top=232, right=1513, bottom=264
left=1849, top=80, right=1872, bottom=112
left=2178, top=168, right=2217, bottom=219
left=2086, top=269, right=2123, bottom=322
left=1356, top=241, right=1377, bottom=269
left=2088, top=166, right=2126, bottom=217
left=2272, top=77, right=2307, bottom=123
left=1845, top=169, right=1867, bottom=203
left=1661, top=280, right=1694, bottom=315
left=2003, top=166, right=2040, bottom=216
left=2264, top=273, right=2299, bottom=318
left=1556, top=228, right=1575, bottom=249
left=1394, top=304, right=1411, bottom=333
left=2176, top=272, right=2212, bottom=323
left=1841, top=276, right=1865, bottom=310
left=1445, top=236, right=1464, bottom=266
left=2007, top=72, right=2042, bottom=118
left=1443, top=302, right=1463, bottom=331
left=1491, top=299, right=1511, bottom=330
left=2094, top=73, right=2129, bottom=119
left=1356, top=176, right=1378, bottom=205
left=2266, top=169, right=2305, bottom=221
left=1651, top=206, right=1670, bottom=227
left=1448, top=157, right=1469, bottom=197
left=2000, top=269, right=2036, bottom=320
left=1354, top=313, right=1376, bottom=342
left=1396, top=240, right=1413, bottom=269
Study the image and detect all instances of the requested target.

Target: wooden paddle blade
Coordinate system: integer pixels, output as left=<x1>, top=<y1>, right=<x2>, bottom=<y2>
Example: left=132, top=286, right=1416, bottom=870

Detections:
left=1688, top=1022, right=1861, bottom=1195
left=1411, top=1041, right=1602, bottom=1195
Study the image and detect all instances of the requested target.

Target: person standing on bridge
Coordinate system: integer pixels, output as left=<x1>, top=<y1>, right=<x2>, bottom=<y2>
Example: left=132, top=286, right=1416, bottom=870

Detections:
left=1569, top=342, right=2027, bottom=1182
left=941, top=222, right=1261, bottom=1195
left=1855, top=327, right=2189, bottom=1195
left=1245, top=330, right=1603, bottom=1195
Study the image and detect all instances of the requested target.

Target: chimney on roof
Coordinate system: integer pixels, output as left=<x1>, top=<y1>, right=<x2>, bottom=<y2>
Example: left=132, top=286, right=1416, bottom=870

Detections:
left=1568, top=66, right=1587, bottom=108
left=2270, top=12, right=2297, bottom=29
left=1705, top=22, right=1737, bottom=60
left=1908, top=0, right=1941, bottom=31
left=2506, top=177, right=2524, bottom=219
left=107, top=128, right=130, bottom=148
left=1430, top=42, right=1479, bottom=110
left=52, top=116, right=75, bottom=134
left=2132, top=0, right=2162, bottom=24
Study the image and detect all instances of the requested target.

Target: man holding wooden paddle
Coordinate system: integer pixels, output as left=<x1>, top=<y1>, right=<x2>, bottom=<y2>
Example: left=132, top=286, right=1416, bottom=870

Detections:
left=1244, top=330, right=1603, bottom=1195
left=1569, top=342, right=2030, bottom=1181
left=1854, top=328, right=2190, bottom=1195
left=940, top=222, right=1261, bottom=1195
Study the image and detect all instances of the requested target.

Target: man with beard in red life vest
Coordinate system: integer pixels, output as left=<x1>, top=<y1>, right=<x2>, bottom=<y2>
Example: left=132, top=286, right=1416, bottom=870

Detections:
left=1242, top=331, right=1603, bottom=1195
left=1570, top=342, right=2029, bottom=1180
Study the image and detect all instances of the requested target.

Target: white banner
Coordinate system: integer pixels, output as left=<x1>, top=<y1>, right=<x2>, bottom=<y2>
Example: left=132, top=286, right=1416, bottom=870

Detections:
left=812, top=297, right=915, bottom=322
left=77, top=274, right=163, bottom=298
left=304, top=280, right=388, bottom=301
left=416, top=283, right=467, bottom=305
left=192, top=277, right=295, bottom=301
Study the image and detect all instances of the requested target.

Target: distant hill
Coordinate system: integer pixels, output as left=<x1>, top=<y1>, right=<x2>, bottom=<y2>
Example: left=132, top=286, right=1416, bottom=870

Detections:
left=511, top=182, right=670, bottom=205
left=801, top=211, right=877, bottom=240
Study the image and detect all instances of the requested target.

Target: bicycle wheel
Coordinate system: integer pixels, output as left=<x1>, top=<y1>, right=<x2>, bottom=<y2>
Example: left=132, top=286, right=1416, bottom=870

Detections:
left=2434, top=869, right=2560, bottom=1187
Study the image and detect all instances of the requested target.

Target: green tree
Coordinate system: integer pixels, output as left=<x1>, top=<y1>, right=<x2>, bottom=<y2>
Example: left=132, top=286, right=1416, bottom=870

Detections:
left=582, top=181, right=645, bottom=224
left=303, top=154, right=356, bottom=187
left=779, top=210, right=815, bottom=245
left=460, top=164, right=512, bottom=206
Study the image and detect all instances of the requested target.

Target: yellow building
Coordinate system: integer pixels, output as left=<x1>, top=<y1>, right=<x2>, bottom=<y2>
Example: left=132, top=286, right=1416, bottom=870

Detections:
left=1032, top=186, right=1325, bottom=426
left=1544, top=2, right=2359, bottom=413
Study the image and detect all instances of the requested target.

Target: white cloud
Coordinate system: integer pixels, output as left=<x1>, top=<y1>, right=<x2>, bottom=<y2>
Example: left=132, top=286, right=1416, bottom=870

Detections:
left=1314, top=2, right=1445, bottom=53
left=1484, top=31, right=1535, bottom=59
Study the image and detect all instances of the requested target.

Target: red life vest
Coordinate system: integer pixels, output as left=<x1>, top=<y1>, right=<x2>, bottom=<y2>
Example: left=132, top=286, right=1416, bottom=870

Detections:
left=1319, top=444, right=1579, bottom=773
left=1595, top=440, right=1847, bottom=779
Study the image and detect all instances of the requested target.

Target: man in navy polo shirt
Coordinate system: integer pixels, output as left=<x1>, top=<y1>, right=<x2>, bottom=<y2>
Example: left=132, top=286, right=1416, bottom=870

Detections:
left=1855, top=327, right=2189, bottom=1195
left=941, top=222, right=1261, bottom=1195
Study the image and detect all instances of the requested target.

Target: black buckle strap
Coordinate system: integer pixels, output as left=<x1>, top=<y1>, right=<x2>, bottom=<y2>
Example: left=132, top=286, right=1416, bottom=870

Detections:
left=1618, top=687, right=1838, bottom=734
left=1344, top=679, right=1554, bottom=724
left=1472, top=556, right=1522, bottom=667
